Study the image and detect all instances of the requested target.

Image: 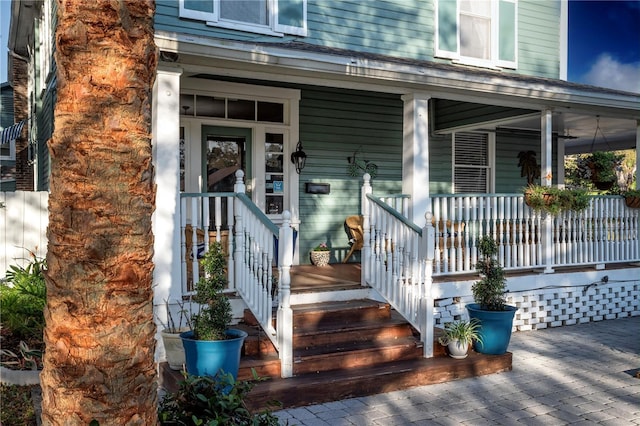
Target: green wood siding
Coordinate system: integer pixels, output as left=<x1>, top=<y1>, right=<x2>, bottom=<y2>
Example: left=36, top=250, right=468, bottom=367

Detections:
left=517, top=0, right=561, bottom=78
left=429, top=133, right=454, bottom=194
left=156, top=1, right=561, bottom=79
left=495, top=131, right=538, bottom=192
left=298, top=87, right=403, bottom=263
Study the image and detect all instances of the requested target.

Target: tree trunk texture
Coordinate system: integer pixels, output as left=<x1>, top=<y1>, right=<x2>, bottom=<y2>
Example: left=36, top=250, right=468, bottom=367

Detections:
left=41, top=1, right=158, bottom=424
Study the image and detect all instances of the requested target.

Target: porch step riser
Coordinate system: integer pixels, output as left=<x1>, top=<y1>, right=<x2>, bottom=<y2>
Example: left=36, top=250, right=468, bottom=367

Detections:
left=244, top=353, right=513, bottom=411
left=293, top=322, right=416, bottom=349
left=293, top=342, right=424, bottom=376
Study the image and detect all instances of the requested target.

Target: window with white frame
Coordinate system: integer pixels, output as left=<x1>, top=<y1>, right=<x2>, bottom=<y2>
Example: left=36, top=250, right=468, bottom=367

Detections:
left=453, top=132, right=491, bottom=193
left=436, top=0, right=517, bottom=69
left=179, top=0, right=307, bottom=37
left=0, top=139, right=16, bottom=161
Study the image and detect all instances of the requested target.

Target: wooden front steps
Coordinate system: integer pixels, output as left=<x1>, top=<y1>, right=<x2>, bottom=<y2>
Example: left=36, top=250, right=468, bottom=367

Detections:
left=160, top=294, right=513, bottom=412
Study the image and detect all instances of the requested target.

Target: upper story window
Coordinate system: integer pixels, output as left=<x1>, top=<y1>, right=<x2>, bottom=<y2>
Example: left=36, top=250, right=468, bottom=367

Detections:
left=436, top=0, right=517, bottom=69
left=179, top=0, right=307, bottom=37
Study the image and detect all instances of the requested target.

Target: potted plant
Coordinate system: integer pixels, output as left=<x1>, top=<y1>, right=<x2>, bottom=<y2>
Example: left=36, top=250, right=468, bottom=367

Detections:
left=580, top=151, right=623, bottom=190
left=310, top=242, right=331, bottom=266
left=466, top=236, right=517, bottom=355
left=180, top=241, right=247, bottom=379
left=623, top=188, right=640, bottom=208
left=437, top=319, right=483, bottom=359
left=158, top=299, right=191, bottom=370
left=523, top=185, right=590, bottom=215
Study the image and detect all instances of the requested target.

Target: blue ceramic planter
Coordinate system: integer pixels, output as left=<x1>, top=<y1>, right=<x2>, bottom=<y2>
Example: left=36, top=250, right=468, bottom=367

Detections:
left=466, top=303, right=517, bottom=355
left=180, top=329, right=248, bottom=379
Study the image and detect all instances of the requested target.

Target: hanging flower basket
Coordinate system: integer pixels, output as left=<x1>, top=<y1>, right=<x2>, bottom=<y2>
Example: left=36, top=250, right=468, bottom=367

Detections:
left=625, top=195, right=640, bottom=209
left=310, top=250, right=330, bottom=267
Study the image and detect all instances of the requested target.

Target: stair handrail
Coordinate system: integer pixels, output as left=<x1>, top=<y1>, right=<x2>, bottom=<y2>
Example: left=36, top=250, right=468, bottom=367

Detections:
left=234, top=170, right=293, bottom=362
left=361, top=173, right=435, bottom=357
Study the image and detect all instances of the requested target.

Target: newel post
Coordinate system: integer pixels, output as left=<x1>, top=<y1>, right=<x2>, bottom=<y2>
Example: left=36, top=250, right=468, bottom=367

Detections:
left=233, top=170, right=246, bottom=292
left=361, top=173, right=373, bottom=286
left=277, top=211, right=294, bottom=378
left=422, top=211, right=435, bottom=358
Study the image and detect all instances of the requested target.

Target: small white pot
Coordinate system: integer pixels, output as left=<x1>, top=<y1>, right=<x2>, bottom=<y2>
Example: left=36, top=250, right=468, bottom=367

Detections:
left=446, top=339, right=470, bottom=359
left=161, top=327, right=190, bottom=370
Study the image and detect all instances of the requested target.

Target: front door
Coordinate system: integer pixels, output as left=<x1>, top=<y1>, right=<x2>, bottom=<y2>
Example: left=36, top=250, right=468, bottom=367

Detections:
left=202, top=126, right=251, bottom=193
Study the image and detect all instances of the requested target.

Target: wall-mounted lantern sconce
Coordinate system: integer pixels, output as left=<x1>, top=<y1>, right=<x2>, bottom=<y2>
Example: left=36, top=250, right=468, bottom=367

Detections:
left=291, top=141, right=307, bottom=174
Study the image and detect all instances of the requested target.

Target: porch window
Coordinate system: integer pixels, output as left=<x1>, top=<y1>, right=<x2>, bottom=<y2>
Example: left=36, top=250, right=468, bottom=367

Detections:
left=180, top=94, right=285, bottom=124
left=436, top=0, right=517, bottom=69
left=179, top=0, right=307, bottom=37
left=265, top=133, right=284, bottom=215
left=453, top=132, right=490, bottom=193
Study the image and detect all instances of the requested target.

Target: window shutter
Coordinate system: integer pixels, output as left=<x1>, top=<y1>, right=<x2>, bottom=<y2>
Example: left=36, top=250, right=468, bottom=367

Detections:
left=454, top=132, right=489, bottom=194
left=436, top=0, right=458, bottom=57
left=275, top=0, right=307, bottom=36
left=497, top=0, right=517, bottom=68
left=179, top=0, right=218, bottom=22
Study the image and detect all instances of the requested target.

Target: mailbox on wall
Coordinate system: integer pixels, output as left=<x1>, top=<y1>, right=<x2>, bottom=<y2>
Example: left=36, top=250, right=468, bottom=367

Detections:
left=305, top=183, right=330, bottom=194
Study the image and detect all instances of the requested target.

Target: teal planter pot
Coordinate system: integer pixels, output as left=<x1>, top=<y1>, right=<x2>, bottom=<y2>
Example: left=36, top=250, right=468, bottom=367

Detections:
left=466, top=304, right=517, bottom=355
left=180, top=329, right=248, bottom=379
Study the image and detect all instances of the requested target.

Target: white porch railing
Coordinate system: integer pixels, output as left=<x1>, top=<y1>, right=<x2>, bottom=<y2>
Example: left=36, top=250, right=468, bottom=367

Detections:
left=179, top=170, right=295, bottom=377
left=430, top=194, right=640, bottom=275
left=361, top=175, right=436, bottom=358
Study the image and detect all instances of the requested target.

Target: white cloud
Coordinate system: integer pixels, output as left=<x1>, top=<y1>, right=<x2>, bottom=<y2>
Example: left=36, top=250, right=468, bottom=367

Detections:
left=583, top=53, right=640, bottom=94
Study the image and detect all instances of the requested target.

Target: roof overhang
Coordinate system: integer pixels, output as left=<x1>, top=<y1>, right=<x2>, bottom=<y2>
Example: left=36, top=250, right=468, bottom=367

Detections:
left=155, top=32, right=640, bottom=154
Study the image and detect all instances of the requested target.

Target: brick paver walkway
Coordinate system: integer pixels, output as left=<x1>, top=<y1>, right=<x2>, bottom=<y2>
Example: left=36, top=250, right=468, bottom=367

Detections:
left=274, top=316, right=640, bottom=425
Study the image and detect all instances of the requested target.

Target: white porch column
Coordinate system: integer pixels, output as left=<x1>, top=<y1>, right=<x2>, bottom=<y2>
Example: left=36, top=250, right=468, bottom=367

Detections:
left=401, top=93, right=431, bottom=227
left=541, top=109, right=554, bottom=273
left=152, top=66, right=184, bottom=327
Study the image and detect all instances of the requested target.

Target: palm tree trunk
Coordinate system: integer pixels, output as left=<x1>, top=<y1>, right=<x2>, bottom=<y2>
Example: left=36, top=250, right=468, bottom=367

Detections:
left=40, top=1, right=158, bottom=424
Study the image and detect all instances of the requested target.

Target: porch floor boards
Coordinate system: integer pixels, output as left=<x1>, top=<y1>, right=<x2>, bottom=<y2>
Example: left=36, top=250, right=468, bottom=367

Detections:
left=160, top=262, right=513, bottom=411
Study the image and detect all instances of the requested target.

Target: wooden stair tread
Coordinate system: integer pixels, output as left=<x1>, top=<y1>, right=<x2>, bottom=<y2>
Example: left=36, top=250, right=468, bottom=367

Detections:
left=292, top=299, right=388, bottom=314
left=294, top=335, right=421, bottom=358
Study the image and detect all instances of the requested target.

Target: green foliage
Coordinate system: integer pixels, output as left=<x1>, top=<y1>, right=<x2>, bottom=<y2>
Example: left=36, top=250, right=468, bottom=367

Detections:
left=583, top=151, right=623, bottom=183
left=472, top=236, right=507, bottom=311
left=524, top=185, right=590, bottom=215
left=0, top=252, right=46, bottom=339
left=438, top=319, right=483, bottom=347
left=192, top=242, right=232, bottom=341
left=0, top=384, right=38, bottom=426
left=158, top=371, right=281, bottom=426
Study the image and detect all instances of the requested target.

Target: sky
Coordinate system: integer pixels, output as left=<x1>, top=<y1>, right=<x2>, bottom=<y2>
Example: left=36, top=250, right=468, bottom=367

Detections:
left=0, top=0, right=639, bottom=93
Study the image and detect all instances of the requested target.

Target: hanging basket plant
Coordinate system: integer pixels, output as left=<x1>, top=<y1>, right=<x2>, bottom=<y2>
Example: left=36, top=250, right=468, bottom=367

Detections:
left=523, top=185, right=590, bottom=215
left=624, top=189, right=640, bottom=209
left=517, top=151, right=540, bottom=186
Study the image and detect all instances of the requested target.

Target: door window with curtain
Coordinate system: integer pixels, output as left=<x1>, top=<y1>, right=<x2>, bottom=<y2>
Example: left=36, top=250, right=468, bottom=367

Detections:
left=453, top=132, right=490, bottom=193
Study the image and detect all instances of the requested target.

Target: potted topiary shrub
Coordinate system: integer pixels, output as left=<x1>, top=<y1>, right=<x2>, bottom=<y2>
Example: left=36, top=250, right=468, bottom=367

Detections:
left=466, top=236, right=517, bottom=355
left=437, top=319, right=483, bottom=359
left=180, top=241, right=247, bottom=380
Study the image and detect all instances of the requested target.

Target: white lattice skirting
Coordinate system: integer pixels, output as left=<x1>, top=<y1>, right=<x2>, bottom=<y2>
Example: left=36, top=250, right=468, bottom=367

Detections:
left=435, top=283, right=640, bottom=331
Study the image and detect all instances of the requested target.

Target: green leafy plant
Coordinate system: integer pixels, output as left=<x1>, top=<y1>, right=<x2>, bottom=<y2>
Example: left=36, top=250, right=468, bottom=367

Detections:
left=159, top=298, right=191, bottom=334
left=0, top=251, right=47, bottom=339
left=312, top=242, right=329, bottom=252
left=191, top=242, right=232, bottom=341
left=582, top=151, right=623, bottom=184
left=472, top=236, right=507, bottom=311
left=0, top=341, right=42, bottom=371
left=0, top=384, right=38, bottom=425
left=438, top=319, right=483, bottom=347
left=523, top=185, right=590, bottom=215
left=158, top=371, right=281, bottom=425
